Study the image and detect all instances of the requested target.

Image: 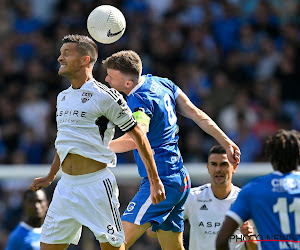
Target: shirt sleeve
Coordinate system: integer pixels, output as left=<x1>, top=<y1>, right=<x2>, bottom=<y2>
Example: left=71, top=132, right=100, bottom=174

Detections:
left=103, top=89, right=137, bottom=132
left=226, top=184, right=252, bottom=226
left=168, top=79, right=182, bottom=100
left=5, top=234, right=19, bottom=250
left=174, top=87, right=183, bottom=99
left=128, top=93, right=153, bottom=119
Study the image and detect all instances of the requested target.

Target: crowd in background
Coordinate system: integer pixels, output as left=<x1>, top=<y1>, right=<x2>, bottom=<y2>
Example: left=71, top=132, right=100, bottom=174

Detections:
left=0, top=0, right=299, bottom=249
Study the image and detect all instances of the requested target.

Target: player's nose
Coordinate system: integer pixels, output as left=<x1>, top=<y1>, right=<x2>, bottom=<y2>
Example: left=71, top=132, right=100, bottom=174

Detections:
left=57, top=54, right=63, bottom=62
left=215, top=165, right=222, bottom=171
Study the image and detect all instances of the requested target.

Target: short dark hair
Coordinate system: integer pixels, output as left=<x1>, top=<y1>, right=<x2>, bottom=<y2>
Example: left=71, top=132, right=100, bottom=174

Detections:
left=102, top=50, right=142, bottom=84
left=62, top=34, right=98, bottom=64
left=265, top=129, right=300, bottom=173
left=208, top=145, right=226, bottom=159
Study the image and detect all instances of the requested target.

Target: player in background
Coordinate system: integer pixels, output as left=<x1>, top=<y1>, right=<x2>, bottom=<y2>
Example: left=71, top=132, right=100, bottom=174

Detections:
left=184, top=145, right=256, bottom=250
left=6, top=189, right=48, bottom=250
left=102, top=50, right=240, bottom=250
left=216, top=129, right=300, bottom=250
left=30, top=35, right=165, bottom=250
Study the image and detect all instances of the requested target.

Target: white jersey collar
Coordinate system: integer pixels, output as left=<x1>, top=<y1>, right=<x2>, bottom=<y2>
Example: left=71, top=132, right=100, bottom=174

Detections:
left=70, top=78, right=95, bottom=90
left=273, top=170, right=300, bottom=176
left=209, top=183, right=235, bottom=200
left=128, top=76, right=145, bottom=96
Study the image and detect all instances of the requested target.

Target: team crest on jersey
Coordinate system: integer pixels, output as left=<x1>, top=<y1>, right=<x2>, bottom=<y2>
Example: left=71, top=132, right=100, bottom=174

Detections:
left=81, top=92, right=93, bottom=103
left=127, top=202, right=136, bottom=212
left=150, top=82, right=162, bottom=96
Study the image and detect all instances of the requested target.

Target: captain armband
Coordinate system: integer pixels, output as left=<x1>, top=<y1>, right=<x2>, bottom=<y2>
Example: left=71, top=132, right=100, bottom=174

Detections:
left=133, top=107, right=150, bottom=131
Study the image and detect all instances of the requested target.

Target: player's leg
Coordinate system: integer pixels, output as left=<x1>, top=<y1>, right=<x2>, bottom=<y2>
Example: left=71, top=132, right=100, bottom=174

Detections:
left=40, top=179, right=83, bottom=248
left=100, top=242, right=125, bottom=250
left=122, top=167, right=190, bottom=249
left=40, top=243, right=69, bottom=250
left=122, top=221, right=151, bottom=249
left=152, top=167, right=190, bottom=250
left=76, top=169, right=125, bottom=247
left=156, top=230, right=184, bottom=250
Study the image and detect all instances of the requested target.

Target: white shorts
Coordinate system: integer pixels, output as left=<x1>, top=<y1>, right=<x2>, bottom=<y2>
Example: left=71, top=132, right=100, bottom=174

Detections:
left=40, top=168, right=124, bottom=247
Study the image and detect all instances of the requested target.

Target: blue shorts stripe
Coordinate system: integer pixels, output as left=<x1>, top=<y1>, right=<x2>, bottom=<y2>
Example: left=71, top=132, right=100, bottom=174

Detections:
left=134, top=196, right=152, bottom=225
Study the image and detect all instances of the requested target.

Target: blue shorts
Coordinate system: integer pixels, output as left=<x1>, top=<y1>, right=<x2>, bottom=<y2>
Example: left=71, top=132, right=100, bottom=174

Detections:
left=121, top=166, right=191, bottom=232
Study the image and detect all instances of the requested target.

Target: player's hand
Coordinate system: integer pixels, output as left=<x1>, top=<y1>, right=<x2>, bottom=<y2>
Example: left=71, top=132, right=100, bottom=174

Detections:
left=225, top=142, right=241, bottom=166
left=30, top=176, right=53, bottom=191
left=240, top=221, right=255, bottom=237
left=150, top=179, right=166, bottom=205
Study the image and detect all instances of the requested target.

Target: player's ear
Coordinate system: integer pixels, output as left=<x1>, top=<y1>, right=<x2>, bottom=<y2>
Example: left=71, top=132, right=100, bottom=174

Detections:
left=82, top=55, right=91, bottom=65
left=126, top=80, right=134, bottom=88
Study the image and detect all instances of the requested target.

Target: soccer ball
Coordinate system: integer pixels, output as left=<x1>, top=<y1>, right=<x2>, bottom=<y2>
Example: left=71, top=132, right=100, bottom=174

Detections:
left=87, top=5, right=126, bottom=44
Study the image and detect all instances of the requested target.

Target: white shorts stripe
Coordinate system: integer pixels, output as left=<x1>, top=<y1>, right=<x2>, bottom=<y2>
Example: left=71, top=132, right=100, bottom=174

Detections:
left=103, top=179, right=122, bottom=232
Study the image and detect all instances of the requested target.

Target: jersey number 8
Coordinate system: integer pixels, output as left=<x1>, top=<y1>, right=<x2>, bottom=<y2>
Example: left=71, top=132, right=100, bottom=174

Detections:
left=164, top=93, right=176, bottom=125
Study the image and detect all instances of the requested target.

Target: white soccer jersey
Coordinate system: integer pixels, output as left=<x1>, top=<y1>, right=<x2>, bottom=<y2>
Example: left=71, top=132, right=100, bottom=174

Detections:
left=184, top=183, right=245, bottom=250
left=55, top=78, right=136, bottom=166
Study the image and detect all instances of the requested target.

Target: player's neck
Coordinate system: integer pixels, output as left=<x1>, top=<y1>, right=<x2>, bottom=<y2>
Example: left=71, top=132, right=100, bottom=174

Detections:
left=24, top=218, right=43, bottom=228
left=211, top=183, right=232, bottom=200
left=124, top=76, right=142, bottom=96
left=69, top=69, right=93, bottom=89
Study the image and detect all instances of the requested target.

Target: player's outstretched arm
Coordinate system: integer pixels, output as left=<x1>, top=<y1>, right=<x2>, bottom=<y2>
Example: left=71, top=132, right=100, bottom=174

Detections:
left=30, top=152, right=60, bottom=191
left=176, top=91, right=240, bottom=166
left=109, top=133, right=137, bottom=153
left=109, top=123, right=149, bottom=153
left=216, top=216, right=239, bottom=250
left=126, top=124, right=166, bottom=205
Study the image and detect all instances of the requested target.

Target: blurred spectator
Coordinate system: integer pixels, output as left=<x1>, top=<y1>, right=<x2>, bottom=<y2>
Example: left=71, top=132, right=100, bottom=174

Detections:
left=29, top=0, right=59, bottom=24
left=218, top=90, right=258, bottom=134
left=5, top=189, right=48, bottom=250
left=213, top=2, right=241, bottom=54
left=228, top=112, right=261, bottom=162
left=252, top=107, right=279, bottom=141
left=274, top=42, right=300, bottom=118
left=0, top=2, right=14, bottom=40
left=235, top=24, right=260, bottom=80
left=18, top=127, right=44, bottom=164
left=248, top=0, right=280, bottom=39
left=14, top=1, right=43, bottom=35
left=18, top=86, right=50, bottom=141
left=255, top=36, right=281, bottom=80
left=145, top=0, right=173, bottom=21
left=183, top=25, right=219, bottom=67
left=205, top=70, right=235, bottom=119
left=223, top=49, right=249, bottom=85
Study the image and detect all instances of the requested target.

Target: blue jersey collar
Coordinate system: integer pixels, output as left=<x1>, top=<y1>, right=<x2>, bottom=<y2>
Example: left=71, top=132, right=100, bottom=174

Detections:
left=128, top=75, right=146, bottom=96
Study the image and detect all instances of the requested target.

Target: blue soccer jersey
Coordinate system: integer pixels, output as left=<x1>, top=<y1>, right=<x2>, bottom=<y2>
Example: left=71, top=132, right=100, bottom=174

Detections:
left=6, top=222, right=42, bottom=250
left=127, top=74, right=183, bottom=177
left=227, top=171, right=300, bottom=250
